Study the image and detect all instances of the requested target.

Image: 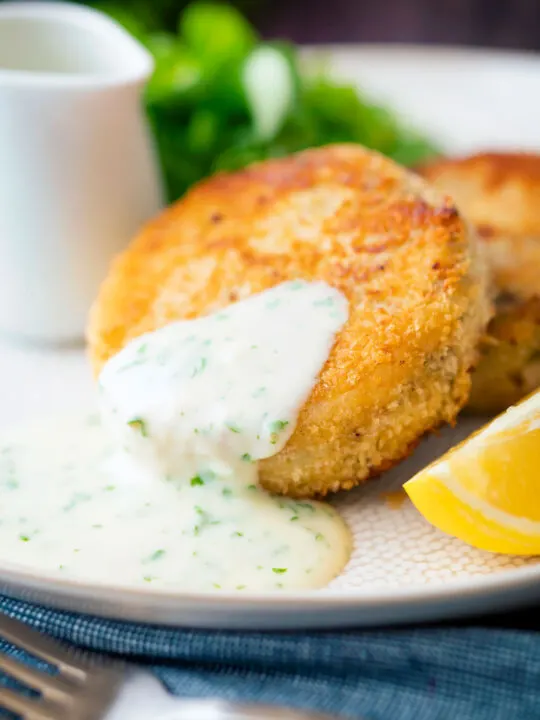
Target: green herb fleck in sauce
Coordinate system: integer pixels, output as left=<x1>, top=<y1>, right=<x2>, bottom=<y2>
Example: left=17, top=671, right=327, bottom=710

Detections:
left=145, top=549, right=166, bottom=563
left=269, top=419, right=289, bottom=444
left=127, top=418, right=148, bottom=437
left=272, top=568, right=287, bottom=574
left=63, top=492, right=92, bottom=513
left=191, top=357, right=208, bottom=377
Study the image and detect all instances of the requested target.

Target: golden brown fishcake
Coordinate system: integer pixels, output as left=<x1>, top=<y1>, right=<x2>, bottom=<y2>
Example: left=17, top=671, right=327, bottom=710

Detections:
left=419, top=152, right=540, bottom=413
left=468, top=298, right=540, bottom=414
left=88, top=144, right=490, bottom=497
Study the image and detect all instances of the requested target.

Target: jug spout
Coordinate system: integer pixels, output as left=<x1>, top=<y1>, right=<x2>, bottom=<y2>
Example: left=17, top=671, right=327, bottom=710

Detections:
left=0, top=2, right=154, bottom=86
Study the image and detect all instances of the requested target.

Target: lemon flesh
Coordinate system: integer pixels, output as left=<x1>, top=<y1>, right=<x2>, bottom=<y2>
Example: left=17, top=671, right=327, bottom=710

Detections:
left=404, top=391, right=540, bottom=555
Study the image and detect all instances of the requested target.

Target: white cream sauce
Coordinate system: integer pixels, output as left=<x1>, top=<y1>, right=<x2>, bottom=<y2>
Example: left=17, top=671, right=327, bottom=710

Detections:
left=0, top=281, right=352, bottom=592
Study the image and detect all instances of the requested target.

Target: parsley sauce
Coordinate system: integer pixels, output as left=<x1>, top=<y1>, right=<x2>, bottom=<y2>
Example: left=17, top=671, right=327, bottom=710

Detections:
left=0, top=282, right=352, bottom=592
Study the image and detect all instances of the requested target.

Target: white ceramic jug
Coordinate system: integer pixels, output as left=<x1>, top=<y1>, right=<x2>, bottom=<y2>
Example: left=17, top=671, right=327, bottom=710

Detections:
left=0, top=2, right=163, bottom=343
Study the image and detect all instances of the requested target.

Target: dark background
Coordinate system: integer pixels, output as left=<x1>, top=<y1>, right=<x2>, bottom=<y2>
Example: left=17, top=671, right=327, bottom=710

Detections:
left=12, top=0, right=540, bottom=51
left=257, top=0, right=540, bottom=50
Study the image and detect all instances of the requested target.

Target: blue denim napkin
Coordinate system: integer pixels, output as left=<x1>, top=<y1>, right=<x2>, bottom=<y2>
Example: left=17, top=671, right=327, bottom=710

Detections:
left=1, top=595, right=540, bottom=720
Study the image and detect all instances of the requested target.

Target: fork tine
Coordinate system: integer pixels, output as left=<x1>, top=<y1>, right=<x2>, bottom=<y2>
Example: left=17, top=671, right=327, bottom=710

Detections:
left=0, top=614, right=87, bottom=681
left=0, top=687, right=62, bottom=720
left=0, top=653, right=76, bottom=702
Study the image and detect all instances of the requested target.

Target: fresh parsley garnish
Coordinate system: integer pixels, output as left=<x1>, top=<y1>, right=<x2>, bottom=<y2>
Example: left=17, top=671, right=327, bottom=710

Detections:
left=272, top=568, right=287, bottom=574
left=190, top=476, right=204, bottom=486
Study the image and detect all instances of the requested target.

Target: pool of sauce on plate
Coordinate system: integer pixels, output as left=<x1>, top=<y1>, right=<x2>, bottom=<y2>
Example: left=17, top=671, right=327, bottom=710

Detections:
left=0, top=281, right=352, bottom=592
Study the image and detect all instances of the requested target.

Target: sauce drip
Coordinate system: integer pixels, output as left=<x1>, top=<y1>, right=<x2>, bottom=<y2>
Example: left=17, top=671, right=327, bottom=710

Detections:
left=0, top=281, right=352, bottom=592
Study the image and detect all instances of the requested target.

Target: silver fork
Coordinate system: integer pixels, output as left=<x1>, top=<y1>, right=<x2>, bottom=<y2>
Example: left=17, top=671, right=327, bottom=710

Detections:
left=0, top=612, right=125, bottom=719
left=0, top=612, right=345, bottom=720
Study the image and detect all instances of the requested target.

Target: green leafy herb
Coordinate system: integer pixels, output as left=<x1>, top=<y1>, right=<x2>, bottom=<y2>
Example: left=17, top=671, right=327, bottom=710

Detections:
left=269, top=419, right=289, bottom=444
left=272, top=567, right=287, bottom=574
left=314, top=296, right=335, bottom=307
left=315, top=533, right=324, bottom=542
left=148, top=549, right=166, bottom=562
left=232, top=531, right=244, bottom=537
left=191, top=356, right=208, bottom=377
left=247, top=484, right=257, bottom=491
left=63, top=492, right=92, bottom=513
left=19, top=534, right=29, bottom=542
left=190, top=475, right=204, bottom=486
left=127, top=417, right=148, bottom=437
left=241, top=453, right=252, bottom=462
left=295, top=502, right=315, bottom=512
left=95, top=2, right=437, bottom=204
left=193, top=505, right=220, bottom=535
left=227, top=423, right=241, bottom=434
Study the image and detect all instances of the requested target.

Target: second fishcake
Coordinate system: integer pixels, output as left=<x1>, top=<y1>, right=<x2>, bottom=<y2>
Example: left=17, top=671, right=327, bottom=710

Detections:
left=420, top=152, right=540, bottom=414
left=88, top=144, right=490, bottom=497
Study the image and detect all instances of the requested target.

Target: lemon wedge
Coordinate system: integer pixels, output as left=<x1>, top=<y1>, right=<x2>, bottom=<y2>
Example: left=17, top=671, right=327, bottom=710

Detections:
left=404, top=390, right=540, bottom=555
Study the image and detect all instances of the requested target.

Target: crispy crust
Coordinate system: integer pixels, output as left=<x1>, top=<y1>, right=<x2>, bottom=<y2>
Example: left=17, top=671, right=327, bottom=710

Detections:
left=88, top=144, right=490, bottom=496
left=419, top=152, right=540, bottom=239
left=419, top=152, right=540, bottom=414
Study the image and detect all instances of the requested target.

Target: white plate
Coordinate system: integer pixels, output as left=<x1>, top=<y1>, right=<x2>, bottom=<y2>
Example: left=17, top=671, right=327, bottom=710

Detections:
left=1, top=45, right=540, bottom=630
